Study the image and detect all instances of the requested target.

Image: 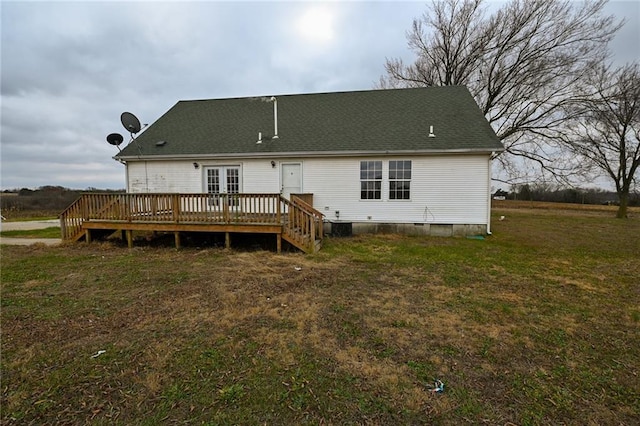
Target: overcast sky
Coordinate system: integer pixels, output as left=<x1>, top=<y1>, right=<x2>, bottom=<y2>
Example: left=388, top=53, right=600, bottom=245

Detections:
left=1, top=0, right=638, bottom=190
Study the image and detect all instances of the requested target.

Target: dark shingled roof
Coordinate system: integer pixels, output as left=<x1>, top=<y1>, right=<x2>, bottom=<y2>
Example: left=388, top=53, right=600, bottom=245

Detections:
left=116, top=86, right=503, bottom=160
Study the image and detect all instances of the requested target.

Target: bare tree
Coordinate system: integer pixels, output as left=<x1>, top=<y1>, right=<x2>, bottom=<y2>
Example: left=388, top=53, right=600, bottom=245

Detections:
left=379, top=0, right=621, bottom=184
left=564, top=63, right=640, bottom=218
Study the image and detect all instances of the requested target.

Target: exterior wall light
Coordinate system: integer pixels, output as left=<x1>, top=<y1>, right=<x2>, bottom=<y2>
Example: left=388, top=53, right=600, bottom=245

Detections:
left=193, top=162, right=199, bottom=169
left=271, top=160, right=276, bottom=168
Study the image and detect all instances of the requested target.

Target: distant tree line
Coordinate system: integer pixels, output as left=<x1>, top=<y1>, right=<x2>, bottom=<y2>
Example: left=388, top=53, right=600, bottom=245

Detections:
left=496, top=185, right=640, bottom=206
left=1, top=186, right=124, bottom=214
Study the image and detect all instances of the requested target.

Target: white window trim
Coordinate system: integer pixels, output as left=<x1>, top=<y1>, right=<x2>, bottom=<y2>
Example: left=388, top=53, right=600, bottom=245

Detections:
left=388, top=160, right=412, bottom=202
left=202, top=164, right=243, bottom=194
left=359, top=160, right=383, bottom=201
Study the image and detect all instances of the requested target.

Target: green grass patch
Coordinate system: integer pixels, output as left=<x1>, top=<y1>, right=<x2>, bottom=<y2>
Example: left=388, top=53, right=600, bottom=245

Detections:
left=0, top=226, right=61, bottom=238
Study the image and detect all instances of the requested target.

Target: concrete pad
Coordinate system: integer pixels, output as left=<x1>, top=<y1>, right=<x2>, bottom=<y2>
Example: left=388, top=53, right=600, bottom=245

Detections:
left=0, top=237, right=60, bottom=246
left=0, top=219, right=59, bottom=231
left=0, top=219, right=61, bottom=246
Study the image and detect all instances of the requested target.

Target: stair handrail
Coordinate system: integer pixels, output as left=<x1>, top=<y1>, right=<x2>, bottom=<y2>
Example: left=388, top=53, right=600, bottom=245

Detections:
left=59, top=195, right=85, bottom=240
left=280, top=196, right=323, bottom=252
left=290, top=196, right=324, bottom=241
left=290, top=196, right=324, bottom=218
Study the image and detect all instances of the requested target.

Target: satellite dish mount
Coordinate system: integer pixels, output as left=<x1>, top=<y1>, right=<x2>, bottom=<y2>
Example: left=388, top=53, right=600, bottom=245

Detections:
left=106, top=133, right=125, bottom=151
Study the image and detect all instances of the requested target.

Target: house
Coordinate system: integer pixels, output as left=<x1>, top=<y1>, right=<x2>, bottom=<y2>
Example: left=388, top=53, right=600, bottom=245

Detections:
left=60, top=86, right=503, bottom=252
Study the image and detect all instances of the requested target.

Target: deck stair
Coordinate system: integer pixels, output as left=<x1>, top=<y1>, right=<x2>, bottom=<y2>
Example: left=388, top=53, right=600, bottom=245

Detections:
left=281, top=196, right=323, bottom=253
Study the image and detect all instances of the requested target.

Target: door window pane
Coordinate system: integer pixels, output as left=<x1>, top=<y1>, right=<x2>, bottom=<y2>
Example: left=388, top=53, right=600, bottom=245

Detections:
left=227, top=168, right=239, bottom=194
left=207, top=169, right=220, bottom=194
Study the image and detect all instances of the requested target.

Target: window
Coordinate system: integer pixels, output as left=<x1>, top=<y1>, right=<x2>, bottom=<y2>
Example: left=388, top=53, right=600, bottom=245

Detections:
left=360, top=161, right=382, bottom=200
left=389, top=160, right=411, bottom=200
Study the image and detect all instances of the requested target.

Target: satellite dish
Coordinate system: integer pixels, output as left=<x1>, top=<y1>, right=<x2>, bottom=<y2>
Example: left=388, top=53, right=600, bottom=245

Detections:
left=106, top=133, right=124, bottom=146
left=121, top=112, right=142, bottom=134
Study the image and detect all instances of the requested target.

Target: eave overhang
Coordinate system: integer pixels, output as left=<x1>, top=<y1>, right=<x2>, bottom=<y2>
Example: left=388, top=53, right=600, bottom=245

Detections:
left=114, top=147, right=504, bottom=162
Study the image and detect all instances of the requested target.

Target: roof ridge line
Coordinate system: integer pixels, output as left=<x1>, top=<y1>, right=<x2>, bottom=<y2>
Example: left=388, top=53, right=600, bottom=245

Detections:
left=177, top=85, right=468, bottom=103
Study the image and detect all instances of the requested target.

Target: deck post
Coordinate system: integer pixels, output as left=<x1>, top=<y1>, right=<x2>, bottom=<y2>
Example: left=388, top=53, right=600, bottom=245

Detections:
left=223, top=195, right=229, bottom=223
left=277, top=234, right=282, bottom=253
left=86, top=229, right=92, bottom=244
left=174, top=231, right=181, bottom=249
left=310, top=220, right=315, bottom=253
left=225, top=232, right=230, bottom=249
left=60, top=216, right=66, bottom=240
left=126, top=230, right=133, bottom=248
left=172, top=194, right=180, bottom=223
left=82, top=196, right=88, bottom=222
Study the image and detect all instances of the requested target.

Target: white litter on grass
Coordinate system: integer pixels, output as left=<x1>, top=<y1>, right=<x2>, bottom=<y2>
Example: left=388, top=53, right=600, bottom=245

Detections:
left=430, top=379, right=445, bottom=393
left=91, top=350, right=106, bottom=358
left=294, top=267, right=302, bottom=271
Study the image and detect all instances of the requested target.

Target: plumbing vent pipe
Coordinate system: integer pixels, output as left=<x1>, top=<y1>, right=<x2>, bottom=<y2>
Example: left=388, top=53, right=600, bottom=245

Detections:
left=271, top=96, right=279, bottom=139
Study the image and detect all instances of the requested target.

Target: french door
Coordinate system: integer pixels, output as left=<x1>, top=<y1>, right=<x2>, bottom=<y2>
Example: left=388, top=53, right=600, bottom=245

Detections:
left=205, top=166, right=241, bottom=206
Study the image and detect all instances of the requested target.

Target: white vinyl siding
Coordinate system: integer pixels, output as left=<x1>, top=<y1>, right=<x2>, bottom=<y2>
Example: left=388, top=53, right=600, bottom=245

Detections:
left=127, top=159, right=280, bottom=194
left=303, top=155, right=490, bottom=225
left=126, top=154, right=491, bottom=226
left=127, top=161, right=197, bottom=193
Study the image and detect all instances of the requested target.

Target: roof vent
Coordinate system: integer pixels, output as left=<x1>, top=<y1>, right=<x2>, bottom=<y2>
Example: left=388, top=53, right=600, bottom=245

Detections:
left=256, top=131, right=262, bottom=144
left=428, top=125, right=436, bottom=138
left=155, top=140, right=167, bottom=146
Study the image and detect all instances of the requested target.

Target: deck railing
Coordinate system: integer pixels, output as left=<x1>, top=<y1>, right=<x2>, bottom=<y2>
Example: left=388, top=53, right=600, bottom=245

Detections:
left=60, top=193, right=323, bottom=251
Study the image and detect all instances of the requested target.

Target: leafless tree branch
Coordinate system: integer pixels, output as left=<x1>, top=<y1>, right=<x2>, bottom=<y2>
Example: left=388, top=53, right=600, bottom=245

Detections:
left=376, top=0, right=623, bottom=186
left=562, top=62, right=640, bottom=217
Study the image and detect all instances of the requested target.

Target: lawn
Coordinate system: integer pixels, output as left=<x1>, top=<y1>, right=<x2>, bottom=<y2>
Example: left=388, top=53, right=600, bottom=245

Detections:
left=0, top=227, right=61, bottom=239
left=1, top=203, right=639, bottom=425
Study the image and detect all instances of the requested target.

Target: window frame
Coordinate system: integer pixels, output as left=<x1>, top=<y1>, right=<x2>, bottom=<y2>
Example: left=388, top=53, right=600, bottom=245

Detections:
left=359, top=160, right=383, bottom=201
left=388, top=160, right=412, bottom=201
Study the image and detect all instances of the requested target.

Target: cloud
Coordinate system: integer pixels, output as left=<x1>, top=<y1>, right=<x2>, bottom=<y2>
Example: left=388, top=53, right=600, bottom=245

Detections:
left=0, top=1, right=636, bottom=190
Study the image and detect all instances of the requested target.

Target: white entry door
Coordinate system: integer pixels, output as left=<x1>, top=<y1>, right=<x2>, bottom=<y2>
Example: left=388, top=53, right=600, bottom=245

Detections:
left=281, top=163, right=301, bottom=199
left=205, top=166, right=241, bottom=205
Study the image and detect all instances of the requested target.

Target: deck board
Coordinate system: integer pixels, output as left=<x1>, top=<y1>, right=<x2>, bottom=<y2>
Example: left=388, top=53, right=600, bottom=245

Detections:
left=83, top=220, right=283, bottom=234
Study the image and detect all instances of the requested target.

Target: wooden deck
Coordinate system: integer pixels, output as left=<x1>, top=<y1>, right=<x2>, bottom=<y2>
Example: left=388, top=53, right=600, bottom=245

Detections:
left=59, top=193, right=324, bottom=253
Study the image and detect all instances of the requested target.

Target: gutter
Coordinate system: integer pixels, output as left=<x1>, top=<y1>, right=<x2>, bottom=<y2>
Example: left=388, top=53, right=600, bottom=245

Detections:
left=115, top=147, right=505, bottom=162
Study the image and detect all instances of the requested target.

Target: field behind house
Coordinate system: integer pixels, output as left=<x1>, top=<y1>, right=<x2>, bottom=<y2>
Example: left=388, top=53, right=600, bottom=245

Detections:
left=2, top=203, right=639, bottom=425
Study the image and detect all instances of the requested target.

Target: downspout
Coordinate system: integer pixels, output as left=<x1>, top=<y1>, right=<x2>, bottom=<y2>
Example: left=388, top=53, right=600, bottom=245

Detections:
left=144, top=161, right=149, bottom=193
left=125, top=161, right=130, bottom=192
left=486, top=153, right=494, bottom=235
